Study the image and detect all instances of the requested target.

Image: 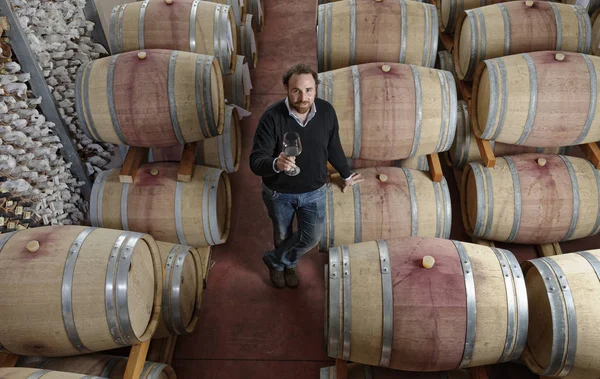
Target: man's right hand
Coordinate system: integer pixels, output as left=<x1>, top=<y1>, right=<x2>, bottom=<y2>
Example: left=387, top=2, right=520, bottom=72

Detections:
left=276, top=152, right=296, bottom=172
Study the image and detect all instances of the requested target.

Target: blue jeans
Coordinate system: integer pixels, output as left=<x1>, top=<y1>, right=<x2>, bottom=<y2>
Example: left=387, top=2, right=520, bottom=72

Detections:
left=262, top=183, right=326, bottom=271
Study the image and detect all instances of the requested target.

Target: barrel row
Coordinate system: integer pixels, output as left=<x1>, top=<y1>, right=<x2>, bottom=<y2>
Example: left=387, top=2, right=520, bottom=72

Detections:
left=318, top=62, right=457, bottom=160
left=0, top=227, right=206, bottom=357
left=317, top=0, right=438, bottom=72
left=319, top=167, right=451, bottom=251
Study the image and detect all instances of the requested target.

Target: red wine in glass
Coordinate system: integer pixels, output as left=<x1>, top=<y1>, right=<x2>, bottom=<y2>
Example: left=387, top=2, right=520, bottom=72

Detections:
left=283, top=132, right=302, bottom=176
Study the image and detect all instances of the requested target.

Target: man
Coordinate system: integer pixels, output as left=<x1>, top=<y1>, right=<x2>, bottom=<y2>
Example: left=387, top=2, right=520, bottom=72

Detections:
left=249, top=63, right=363, bottom=288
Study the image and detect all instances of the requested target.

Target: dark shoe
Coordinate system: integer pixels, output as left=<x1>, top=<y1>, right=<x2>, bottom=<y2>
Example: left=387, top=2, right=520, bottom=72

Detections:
left=284, top=267, right=298, bottom=288
left=263, top=256, right=285, bottom=288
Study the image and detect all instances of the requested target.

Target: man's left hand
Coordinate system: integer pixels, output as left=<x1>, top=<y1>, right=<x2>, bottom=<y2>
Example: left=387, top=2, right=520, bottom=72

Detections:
left=342, top=173, right=364, bottom=192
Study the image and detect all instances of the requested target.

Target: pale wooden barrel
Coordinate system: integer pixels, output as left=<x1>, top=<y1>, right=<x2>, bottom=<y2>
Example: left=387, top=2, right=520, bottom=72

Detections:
left=472, top=51, right=600, bottom=147
left=320, top=364, right=470, bottom=378
left=461, top=154, right=600, bottom=244
left=592, top=9, right=600, bottom=56
left=109, top=0, right=237, bottom=74
left=318, top=62, right=457, bottom=160
left=145, top=106, right=241, bottom=173
left=0, top=368, right=104, bottom=379
left=522, top=251, right=600, bottom=378
left=75, top=50, right=224, bottom=147
left=436, top=50, right=455, bottom=80
left=439, top=0, right=521, bottom=34
left=19, top=355, right=176, bottom=379
left=319, top=167, right=451, bottom=251
left=399, top=155, right=429, bottom=171
left=325, top=237, right=528, bottom=371
left=223, top=55, right=252, bottom=110
left=0, top=226, right=162, bottom=356
left=317, top=0, right=438, bottom=72
left=247, top=0, right=264, bottom=32
left=562, top=0, right=600, bottom=14
left=449, top=101, right=568, bottom=169
left=153, top=241, right=203, bottom=338
left=90, top=163, right=232, bottom=248
left=454, top=1, right=592, bottom=81
left=238, top=14, right=258, bottom=69
left=207, top=0, right=246, bottom=26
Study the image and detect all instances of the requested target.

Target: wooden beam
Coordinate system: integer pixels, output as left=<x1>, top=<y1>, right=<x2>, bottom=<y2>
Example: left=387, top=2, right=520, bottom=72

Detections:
left=475, top=138, right=496, bottom=168
left=581, top=142, right=600, bottom=169
left=178, top=143, right=196, bottom=182
left=123, top=340, right=151, bottom=379
left=0, top=0, right=92, bottom=200
left=427, top=153, right=443, bottom=182
left=0, top=352, right=18, bottom=367
left=119, top=147, right=149, bottom=184
left=536, top=243, right=563, bottom=257
left=440, top=32, right=454, bottom=53
left=335, top=359, right=347, bottom=379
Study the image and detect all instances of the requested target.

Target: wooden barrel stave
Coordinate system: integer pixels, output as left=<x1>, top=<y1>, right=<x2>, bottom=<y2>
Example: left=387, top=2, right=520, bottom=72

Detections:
left=454, top=2, right=592, bottom=81
left=76, top=50, right=225, bottom=147
left=472, top=51, right=600, bottom=147
left=522, top=251, right=600, bottom=378
left=90, top=163, right=232, bottom=248
left=449, top=100, right=569, bottom=169
left=239, top=14, right=258, bottom=69
left=223, top=56, right=252, bottom=110
left=18, top=354, right=176, bottom=379
left=0, top=226, right=162, bottom=357
left=319, top=167, right=452, bottom=251
left=325, top=237, right=528, bottom=371
left=318, top=62, right=457, bottom=161
left=317, top=0, right=438, bottom=72
left=208, top=0, right=246, bottom=26
left=461, top=153, right=600, bottom=244
left=109, top=0, right=237, bottom=74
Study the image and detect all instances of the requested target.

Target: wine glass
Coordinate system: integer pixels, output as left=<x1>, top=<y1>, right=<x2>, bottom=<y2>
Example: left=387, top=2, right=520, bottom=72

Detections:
left=283, top=132, right=302, bottom=176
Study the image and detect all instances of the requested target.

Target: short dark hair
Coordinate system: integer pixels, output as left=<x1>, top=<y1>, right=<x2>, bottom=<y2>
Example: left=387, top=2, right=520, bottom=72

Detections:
left=282, top=63, right=320, bottom=88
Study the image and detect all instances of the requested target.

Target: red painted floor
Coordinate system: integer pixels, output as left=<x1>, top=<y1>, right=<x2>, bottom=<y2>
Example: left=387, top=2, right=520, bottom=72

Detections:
left=170, top=1, right=600, bottom=377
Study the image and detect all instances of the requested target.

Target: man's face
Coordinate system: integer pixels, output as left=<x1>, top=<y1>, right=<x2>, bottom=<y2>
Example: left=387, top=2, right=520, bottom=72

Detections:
left=286, top=73, right=316, bottom=114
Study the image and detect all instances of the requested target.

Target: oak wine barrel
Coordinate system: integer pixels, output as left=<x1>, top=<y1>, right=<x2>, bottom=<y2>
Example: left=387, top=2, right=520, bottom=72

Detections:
left=436, top=50, right=456, bottom=82
left=562, top=0, right=600, bottom=14
left=0, top=368, right=103, bottom=379
left=76, top=50, right=224, bottom=147
left=109, top=0, right=237, bottom=74
left=0, top=226, right=162, bottom=356
left=318, top=62, right=457, bottom=160
left=399, top=155, right=429, bottom=171
left=142, top=106, right=241, bottom=173
left=439, top=0, right=523, bottom=34
left=320, top=364, right=470, bottom=378
left=454, top=1, right=591, bottom=81
left=317, top=0, right=438, bottom=72
left=153, top=241, right=203, bottom=338
left=325, top=237, right=528, bottom=371
left=461, top=154, right=600, bottom=244
left=238, top=14, right=258, bottom=69
left=247, top=0, right=264, bottom=32
left=472, top=51, right=600, bottom=147
left=319, top=167, right=451, bottom=251
left=449, top=101, right=568, bottom=169
left=208, top=0, right=246, bottom=26
left=522, top=251, right=600, bottom=378
left=19, top=355, right=176, bottom=379
left=90, top=163, right=232, bottom=248
left=223, top=56, right=252, bottom=110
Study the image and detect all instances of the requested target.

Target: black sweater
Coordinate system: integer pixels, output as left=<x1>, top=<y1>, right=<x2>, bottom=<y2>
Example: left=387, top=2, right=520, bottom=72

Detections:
left=249, top=98, right=352, bottom=193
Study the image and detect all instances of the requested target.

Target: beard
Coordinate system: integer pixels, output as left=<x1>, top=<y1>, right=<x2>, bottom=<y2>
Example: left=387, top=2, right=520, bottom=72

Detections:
left=289, top=97, right=312, bottom=114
